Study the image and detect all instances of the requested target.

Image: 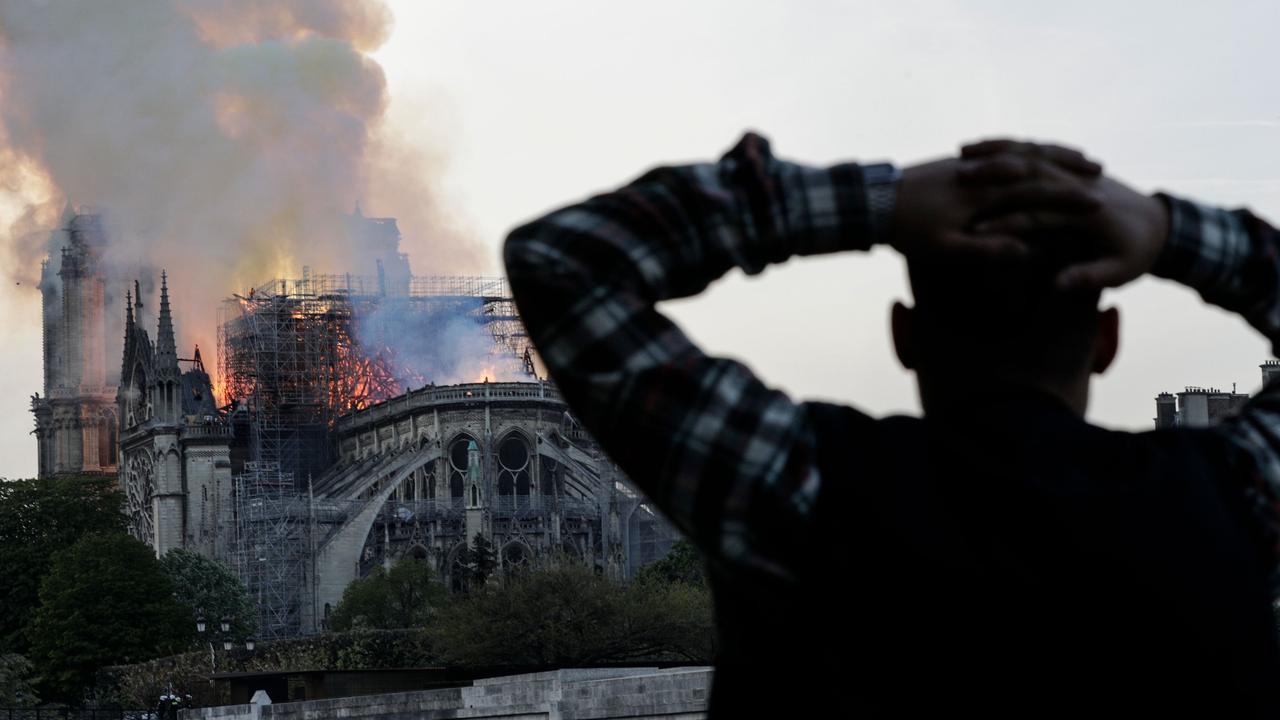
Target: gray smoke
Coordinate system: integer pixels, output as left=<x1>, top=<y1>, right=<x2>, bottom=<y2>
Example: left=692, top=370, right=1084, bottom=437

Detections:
left=356, top=297, right=528, bottom=387
left=0, top=1, right=481, bottom=360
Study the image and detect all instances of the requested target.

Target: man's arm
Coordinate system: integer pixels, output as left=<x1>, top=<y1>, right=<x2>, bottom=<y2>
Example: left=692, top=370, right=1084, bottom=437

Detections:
left=503, top=133, right=875, bottom=581
left=1151, top=195, right=1280, bottom=582
left=505, top=133, right=1099, bottom=581
left=963, top=141, right=1280, bottom=586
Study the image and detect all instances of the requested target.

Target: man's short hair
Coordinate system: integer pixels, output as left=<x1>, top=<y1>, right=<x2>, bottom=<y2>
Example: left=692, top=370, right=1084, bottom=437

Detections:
left=905, top=249, right=1103, bottom=384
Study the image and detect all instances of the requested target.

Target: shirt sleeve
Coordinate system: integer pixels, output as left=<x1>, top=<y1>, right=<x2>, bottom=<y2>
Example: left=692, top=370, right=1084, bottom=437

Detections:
left=503, top=133, right=876, bottom=581
left=1153, top=192, right=1280, bottom=592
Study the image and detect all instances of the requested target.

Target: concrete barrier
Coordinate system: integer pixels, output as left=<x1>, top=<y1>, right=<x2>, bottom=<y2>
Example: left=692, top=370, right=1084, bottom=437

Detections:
left=181, top=667, right=712, bottom=720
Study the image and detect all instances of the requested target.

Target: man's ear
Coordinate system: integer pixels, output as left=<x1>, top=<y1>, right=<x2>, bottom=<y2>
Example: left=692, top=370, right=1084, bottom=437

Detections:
left=1092, top=306, right=1120, bottom=375
left=891, top=301, right=916, bottom=370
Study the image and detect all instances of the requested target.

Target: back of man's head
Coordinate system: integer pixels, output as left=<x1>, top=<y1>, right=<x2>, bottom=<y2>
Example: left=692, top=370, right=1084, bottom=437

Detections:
left=899, top=249, right=1107, bottom=400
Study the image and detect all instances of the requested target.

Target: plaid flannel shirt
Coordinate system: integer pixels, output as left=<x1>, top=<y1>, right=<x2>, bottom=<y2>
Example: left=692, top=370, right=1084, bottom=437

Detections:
left=1155, top=193, right=1280, bottom=589
left=504, top=133, right=1280, bottom=590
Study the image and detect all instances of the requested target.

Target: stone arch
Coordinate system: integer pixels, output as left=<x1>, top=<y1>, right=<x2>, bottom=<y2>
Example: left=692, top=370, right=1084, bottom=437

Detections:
left=312, top=446, right=443, bottom=625
left=535, top=446, right=599, bottom=503
left=445, top=540, right=470, bottom=592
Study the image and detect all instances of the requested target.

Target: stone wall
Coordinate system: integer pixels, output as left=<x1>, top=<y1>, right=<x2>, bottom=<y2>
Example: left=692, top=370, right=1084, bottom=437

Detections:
left=181, top=667, right=711, bottom=720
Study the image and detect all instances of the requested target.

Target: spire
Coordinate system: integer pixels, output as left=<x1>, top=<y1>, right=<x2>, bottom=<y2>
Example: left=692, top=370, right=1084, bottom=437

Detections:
left=353, top=200, right=363, bottom=217
left=155, top=270, right=178, bottom=375
left=125, top=287, right=134, bottom=332
left=59, top=199, right=76, bottom=228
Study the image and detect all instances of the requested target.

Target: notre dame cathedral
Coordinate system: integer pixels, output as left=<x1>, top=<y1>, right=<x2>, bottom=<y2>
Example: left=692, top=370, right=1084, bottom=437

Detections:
left=32, top=207, right=679, bottom=637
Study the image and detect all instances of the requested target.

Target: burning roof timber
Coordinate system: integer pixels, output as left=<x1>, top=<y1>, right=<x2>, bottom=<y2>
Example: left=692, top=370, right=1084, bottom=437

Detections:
left=217, top=269, right=536, bottom=418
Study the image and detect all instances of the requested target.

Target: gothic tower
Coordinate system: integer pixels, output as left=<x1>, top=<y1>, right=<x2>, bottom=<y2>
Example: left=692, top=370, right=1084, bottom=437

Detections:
left=118, top=271, right=235, bottom=558
left=31, top=206, right=119, bottom=477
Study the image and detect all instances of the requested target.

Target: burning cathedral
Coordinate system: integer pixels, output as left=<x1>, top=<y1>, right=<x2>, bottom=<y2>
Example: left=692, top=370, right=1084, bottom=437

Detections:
left=33, top=206, right=679, bottom=639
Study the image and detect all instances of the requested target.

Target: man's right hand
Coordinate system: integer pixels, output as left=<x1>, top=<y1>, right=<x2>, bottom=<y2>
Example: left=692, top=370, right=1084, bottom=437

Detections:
left=959, top=139, right=1171, bottom=290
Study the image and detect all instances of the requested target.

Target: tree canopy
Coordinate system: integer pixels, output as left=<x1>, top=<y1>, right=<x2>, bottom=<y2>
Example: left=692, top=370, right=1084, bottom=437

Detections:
left=634, top=540, right=706, bottom=587
left=29, top=533, right=193, bottom=703
left=328, top=558, right=446, bottom=631
left=429, top=561, right=714, bottom=665
left=452, top=532, right=497, bottom=592
left=0, top=653, right=39, bottom=708
left=0, top=475, right=125, bottom=653
left=160, top=549, right=256, bottom=644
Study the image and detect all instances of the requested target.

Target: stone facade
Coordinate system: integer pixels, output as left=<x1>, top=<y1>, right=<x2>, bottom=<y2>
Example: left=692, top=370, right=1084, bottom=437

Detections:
left=117, top=273, right=235, bottom=558
left=300, top=381, right=678, bottom=633
left=31, top=207, right=120, bottom=478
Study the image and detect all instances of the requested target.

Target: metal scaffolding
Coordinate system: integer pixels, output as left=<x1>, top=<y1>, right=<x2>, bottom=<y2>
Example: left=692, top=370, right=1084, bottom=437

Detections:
left=234, top=462, right=307, bottom=639
left=219, top=272, right=537, bottom=637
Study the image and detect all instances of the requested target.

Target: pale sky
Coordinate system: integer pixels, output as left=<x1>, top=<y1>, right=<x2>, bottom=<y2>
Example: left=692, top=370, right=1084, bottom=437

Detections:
left=2, top=0, right=1278, bottom=478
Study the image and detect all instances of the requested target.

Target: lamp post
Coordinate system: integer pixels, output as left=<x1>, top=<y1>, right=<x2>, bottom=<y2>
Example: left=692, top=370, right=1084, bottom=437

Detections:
left=196, top=612, right=256, bottom=677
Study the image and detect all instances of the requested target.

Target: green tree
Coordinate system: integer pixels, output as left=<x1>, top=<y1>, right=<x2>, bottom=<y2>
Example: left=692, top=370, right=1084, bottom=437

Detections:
left=429, top=561, right=714, bottom=665
left=329, top=559, right=446, bottom=631
left=160, top=549, right=256, bottom=644
left=469, top=533, right=497, bottom=588
left=453, top=533, right=498, bottom=592
left=29, top=533, right=193, bottom=703
left=0, top=653, right=39, bottom=707
left=635, top=540, right=707, bottom=587
left=0, top=475, right=125, bottom=653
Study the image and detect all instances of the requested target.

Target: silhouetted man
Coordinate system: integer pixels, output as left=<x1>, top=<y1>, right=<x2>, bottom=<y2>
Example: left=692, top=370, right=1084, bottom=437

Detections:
left=503, top=134, right=1280, bottom=716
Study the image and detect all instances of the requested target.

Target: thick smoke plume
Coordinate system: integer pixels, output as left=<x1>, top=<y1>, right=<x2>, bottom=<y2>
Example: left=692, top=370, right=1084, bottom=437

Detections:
left=0, top=1, right=482, bottom=368
left=357, top=297, right=528, bottom=388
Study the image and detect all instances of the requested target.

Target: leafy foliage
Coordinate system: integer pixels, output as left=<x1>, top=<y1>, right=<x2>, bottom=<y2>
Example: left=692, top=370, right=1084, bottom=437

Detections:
left=453, top=532, right=498, bottom=592
left=0, top=653, right=39, bottom=707
left=634, top=540, right=707, bottom=587
left=0, top=475, right=125, bottom=653
left=160, top=549, right=256, bottom=644
left=328, top=559, right=446, bottom=631
left=429, top=561, right=714, bottom=665
left=29, top=533, right=193, bottom=703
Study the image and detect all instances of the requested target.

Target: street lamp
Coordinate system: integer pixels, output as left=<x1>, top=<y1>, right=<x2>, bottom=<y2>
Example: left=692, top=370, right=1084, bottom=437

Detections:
left=196, top=610, right=256, bottom=678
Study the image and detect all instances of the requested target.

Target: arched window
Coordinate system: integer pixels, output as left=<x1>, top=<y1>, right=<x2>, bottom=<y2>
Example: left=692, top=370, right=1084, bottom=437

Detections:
left=448, top=435, right=474, bottom=501
left=498, top=434, right=531, bottom=507
left=503, top=542, right=529, bottom=571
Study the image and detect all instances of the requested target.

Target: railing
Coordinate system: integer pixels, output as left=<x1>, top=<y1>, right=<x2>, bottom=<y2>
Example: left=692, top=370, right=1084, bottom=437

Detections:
left=334, top=381, right=564, bottom=435
left=181, top=421, right=233, bottom=439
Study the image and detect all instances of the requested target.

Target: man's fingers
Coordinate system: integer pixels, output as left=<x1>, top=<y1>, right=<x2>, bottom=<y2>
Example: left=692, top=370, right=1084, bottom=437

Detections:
left=961, top=139, right=1102, bottom=177
left=936, top=230, right=1029, bottom=259
left=1037, top=144, right=1103, bottom=177
left=1055, top=258, right=1130, bottom=290
left=957, top=156, right=1035, bottom=184
left=978, top=183, right=1102, bottom=216
left=973, top=211, right=1082, bottom=236
left=961, top=139, right=1024, bottom=158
